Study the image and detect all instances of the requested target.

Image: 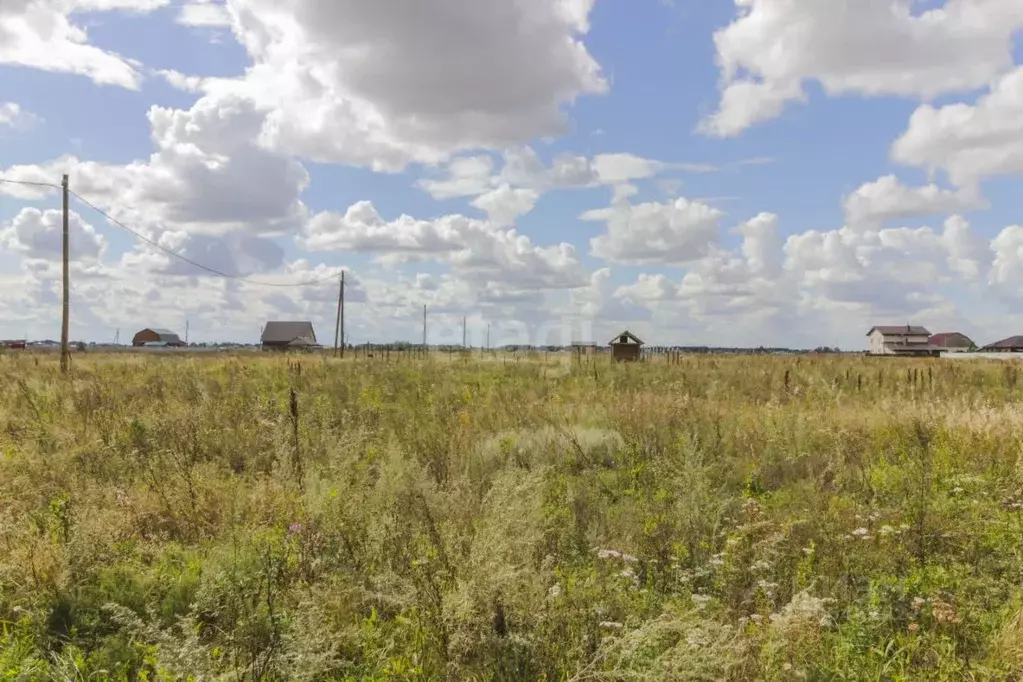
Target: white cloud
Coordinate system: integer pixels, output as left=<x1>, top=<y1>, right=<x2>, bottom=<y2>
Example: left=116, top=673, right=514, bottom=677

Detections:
left=177, top=0, right=231, bottom=27
left=301, top=200, right=586, bottom=290
left=702, top=0, right=1023, bottom=137
left=417, top=147, right=716, bottom=204
left=202, top=0, right=606, bottom=170
left=0, top=0, right=168, bottom=89
left=843, top=175, right=988, bottom=226
left=470, top=185, right=540, bottom=227
left=2, top=92, right=310, bottom=237
left=584, top=196, right=723, bottom=265
left=892, top=66, right=1023, bottom=187
left=0, top=102, right=40, bottom=130
left=0, top=207, right=106, bottom=261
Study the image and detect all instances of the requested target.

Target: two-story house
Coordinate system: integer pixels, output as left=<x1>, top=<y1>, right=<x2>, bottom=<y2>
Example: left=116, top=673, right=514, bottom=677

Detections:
left=866, top=325, right=935, bottom=356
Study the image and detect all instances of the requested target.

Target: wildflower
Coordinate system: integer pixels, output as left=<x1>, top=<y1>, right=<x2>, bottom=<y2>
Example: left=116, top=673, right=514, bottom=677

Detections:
left=709, top=554, right=725, bottom=567
left=548, top=584, right=562, bottom=598
left=288, top=522, right=304, bottom=534
left=691, top=594, right=711, bottom=610
left=749, top=614, right=763, bottom=624
left=621, top=553, right=639, bottom=564
left=751, top=559, right=771, bottom=572
left=908, top=622, right=920, bottom=634
left=802, top=546, right=815, bottom=556
left=868, top=610, right=880, bottom=620
left=851, top=527, right=869, bottom=537
left=599, top=621, right=623, bottom=629
left=878, top=525, right=894, bottom=536
left=911, top=597, right=926, bottom=612
left=819, top=614, right=834, bottom=628
left=596, top=549, right=621, bottom=560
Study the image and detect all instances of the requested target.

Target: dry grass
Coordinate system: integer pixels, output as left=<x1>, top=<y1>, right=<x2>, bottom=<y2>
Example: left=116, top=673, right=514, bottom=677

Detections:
left=2, top=351, right=1023, bottom=680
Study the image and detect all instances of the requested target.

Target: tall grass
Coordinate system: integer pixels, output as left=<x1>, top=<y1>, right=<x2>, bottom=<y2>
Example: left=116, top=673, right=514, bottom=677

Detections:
left=2, top=352, right=1023, bottom=680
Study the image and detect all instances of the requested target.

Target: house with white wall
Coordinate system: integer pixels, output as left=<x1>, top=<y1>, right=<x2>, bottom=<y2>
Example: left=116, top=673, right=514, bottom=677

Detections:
left=866, top=325, right=935, bottom=356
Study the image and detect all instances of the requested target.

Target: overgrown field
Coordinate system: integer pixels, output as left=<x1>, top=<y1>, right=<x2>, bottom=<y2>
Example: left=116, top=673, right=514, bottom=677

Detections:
left=4, top=352, right=1023, bottom=680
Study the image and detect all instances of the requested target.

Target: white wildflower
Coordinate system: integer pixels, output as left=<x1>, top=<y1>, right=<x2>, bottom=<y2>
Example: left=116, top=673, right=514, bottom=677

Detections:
left=548, top=584, right=562, bottom=598
left=597, top=549, right=621, bottom=560
left=599, top=621, right=623, bottom=629
left=851, top=527, right=869, bottom=537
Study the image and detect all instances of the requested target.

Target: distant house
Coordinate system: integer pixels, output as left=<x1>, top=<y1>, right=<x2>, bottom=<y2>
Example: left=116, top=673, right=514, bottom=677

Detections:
left=609, top=330, right=644, bottom=363
left=929, top=332, right=975, bottom=353
left=261, top=321, right=318, bottom=351
left=572, top=341, right=599, bottom=357
left=0, top=339, right=26, bottom=350
left=866, top=325, right=938, bottom=356
left=132, top=328, right=184, bottom=347
left=982, top=336, right=1023, bottom=353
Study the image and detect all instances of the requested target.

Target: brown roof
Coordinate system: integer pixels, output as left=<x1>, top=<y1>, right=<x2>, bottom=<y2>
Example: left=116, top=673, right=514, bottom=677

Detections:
left=983, top=336, right=1023, bottom=350
left=929, top=332, right=974, bottom=348
left=867, top=325, right=931, bottom=337
left=609, top=330, right=644, bottom=346
left=261, top=321, right=317, bottom=345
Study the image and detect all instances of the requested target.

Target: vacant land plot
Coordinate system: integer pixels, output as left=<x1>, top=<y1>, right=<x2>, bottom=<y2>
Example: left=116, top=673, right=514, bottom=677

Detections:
left=3, top=352, right=1023, bottom=679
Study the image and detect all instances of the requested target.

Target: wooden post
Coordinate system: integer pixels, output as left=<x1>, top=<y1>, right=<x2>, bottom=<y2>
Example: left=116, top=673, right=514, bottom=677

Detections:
left=333, top=273, right=343, bottom=358
left=340, top=271, right=345, bottom=359
left=60, top=174, right=70, bottom=374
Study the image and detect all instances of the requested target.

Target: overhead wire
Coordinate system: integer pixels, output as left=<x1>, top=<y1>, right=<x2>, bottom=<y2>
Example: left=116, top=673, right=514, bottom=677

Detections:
left=61, top=187, right=342, bottom=288
left=2, top=176, right=342, bottom=288
left=0, top=177, right=61, bottom=190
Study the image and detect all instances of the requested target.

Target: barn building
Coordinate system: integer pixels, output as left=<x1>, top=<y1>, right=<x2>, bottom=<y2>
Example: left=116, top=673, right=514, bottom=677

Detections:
left=261, top=321, right=318, bottom=351
left=132, top=328, right=185, bottom=347
left=929, top=332, right=975, bottom=353
left=609, top=330, right=644, bottom=363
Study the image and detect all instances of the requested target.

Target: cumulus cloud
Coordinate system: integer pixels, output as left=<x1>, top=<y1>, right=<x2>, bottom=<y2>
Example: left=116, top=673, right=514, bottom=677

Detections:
left=892, top=66, right=1023, bottom=187
left=843, top=175, right=988, bottom=226
left=701, top=0, right=1023, bottom=137
left=0, top=102, right=40, bottom=130
left=584, top=196, right=723, bottom=265
left=0, top=207, right=106, bottom=261
left=187, top=0, right=605, bottom=170
left=177, top=0, right=231, bottom=27
left=2, top=93, right=310, bottom=237
left=0, top=0, right=168, bottom=89
left=301, top=200, right=586, bottom=290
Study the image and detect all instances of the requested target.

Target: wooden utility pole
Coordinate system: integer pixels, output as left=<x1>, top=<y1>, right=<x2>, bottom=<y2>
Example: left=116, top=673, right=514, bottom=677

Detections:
left=487, top=323, right=491, bottom=351
left=334, top=272, right=345, bottom=358
left=462, top=316, right=467, bottom=348
left=422, top=304, right=427, bottom=349
left=60, top=174, right=69, bottom=374
left=340, top=271, right=345, bottom=358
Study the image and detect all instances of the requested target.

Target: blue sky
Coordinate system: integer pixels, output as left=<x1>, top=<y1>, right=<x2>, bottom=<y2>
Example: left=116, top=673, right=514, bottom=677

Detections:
left=2, top=0, right=1023, bottom=348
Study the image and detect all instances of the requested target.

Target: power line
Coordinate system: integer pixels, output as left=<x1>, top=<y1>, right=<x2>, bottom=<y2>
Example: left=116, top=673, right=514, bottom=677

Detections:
left=68, top=190, right=343, bottom=288
left=0, top=177, right=62, bottom=190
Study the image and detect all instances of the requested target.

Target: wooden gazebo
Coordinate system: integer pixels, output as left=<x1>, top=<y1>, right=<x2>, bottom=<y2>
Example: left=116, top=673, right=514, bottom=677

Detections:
left=609, top=330, right=644, bottom=363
